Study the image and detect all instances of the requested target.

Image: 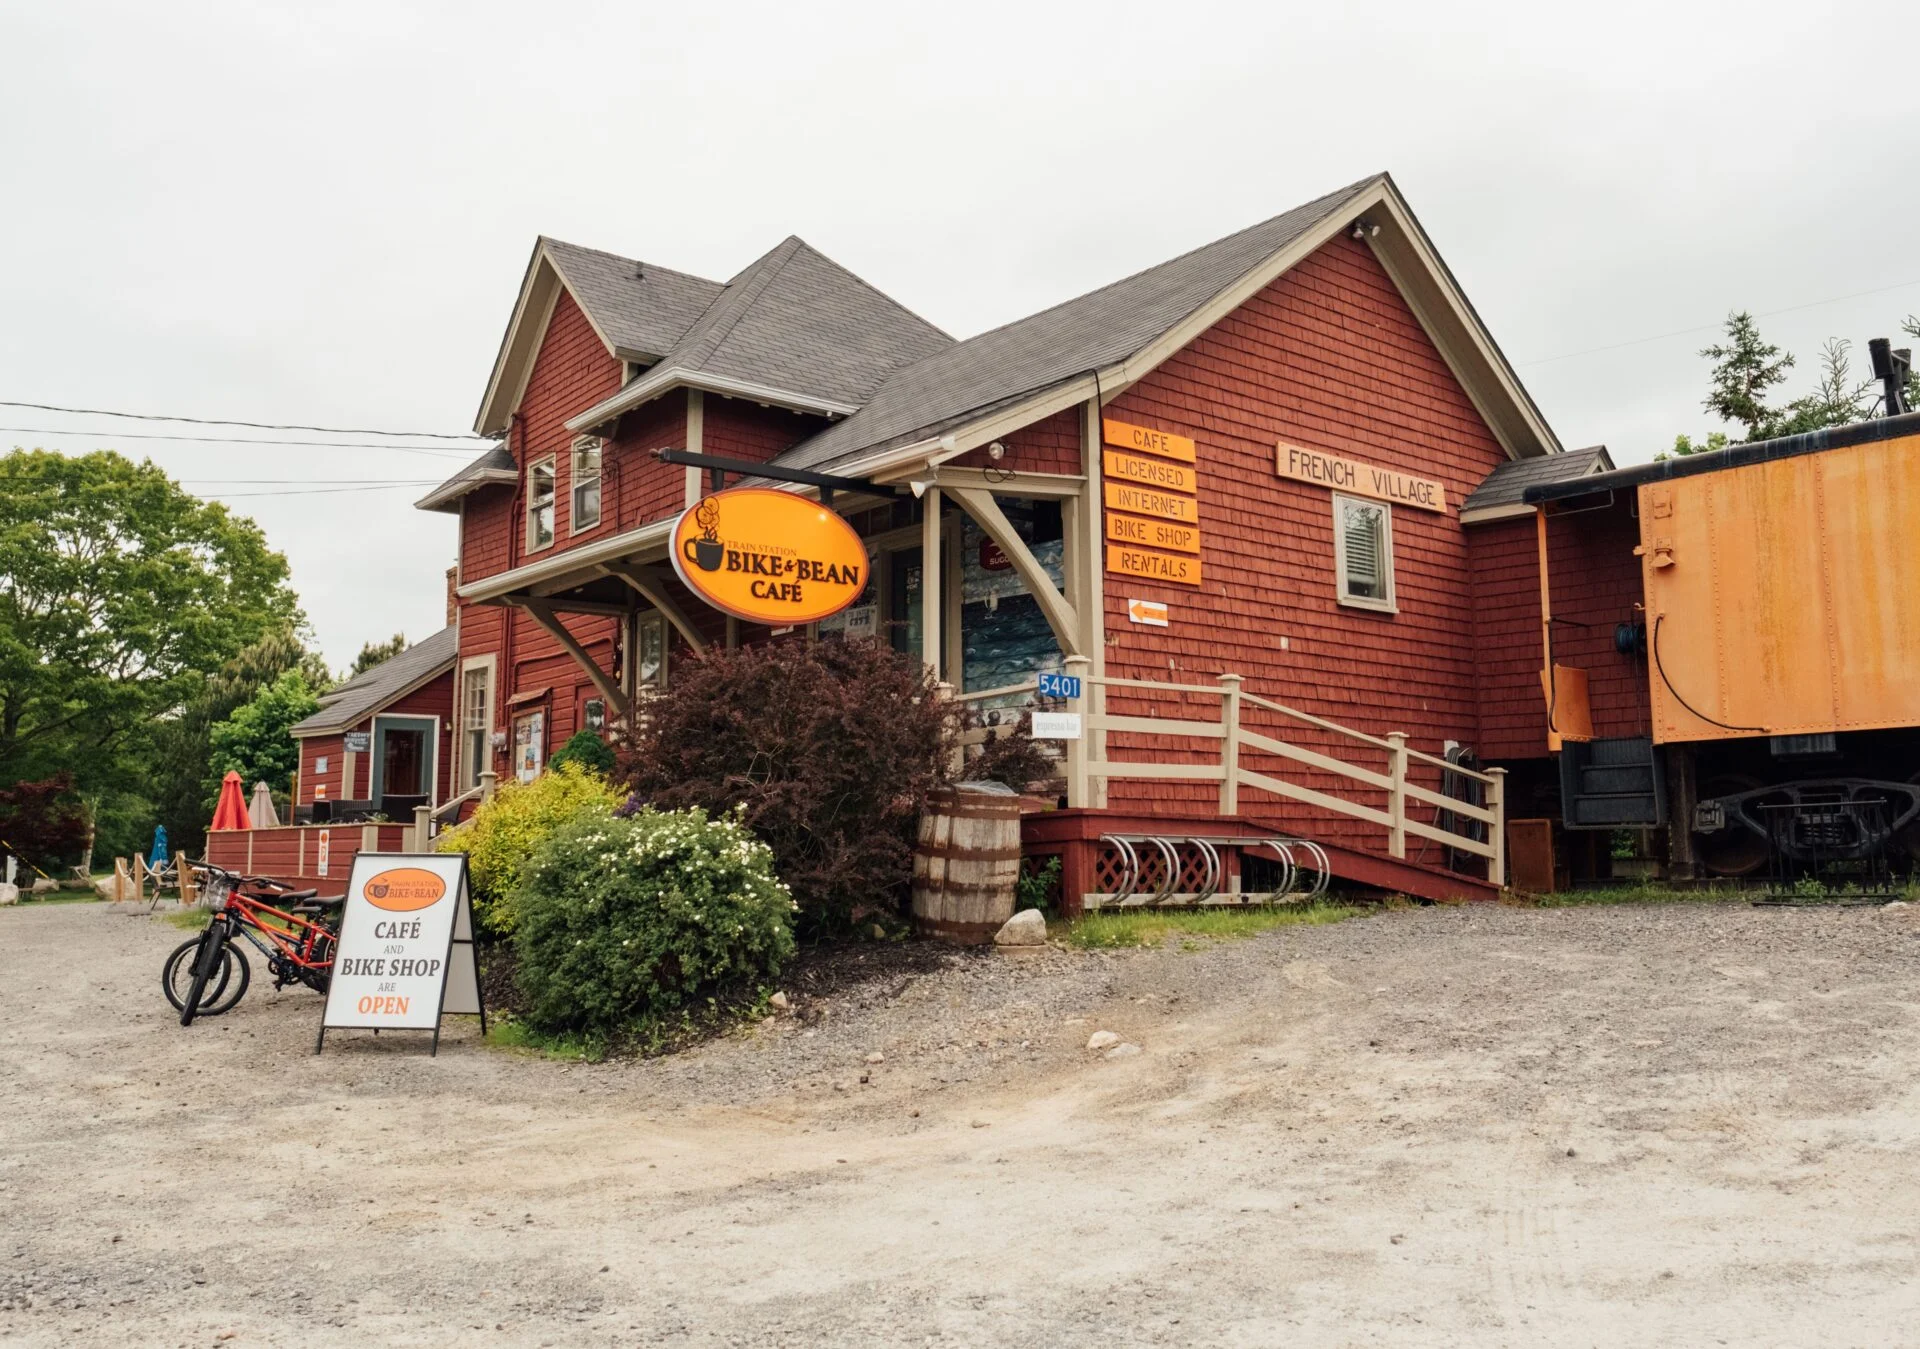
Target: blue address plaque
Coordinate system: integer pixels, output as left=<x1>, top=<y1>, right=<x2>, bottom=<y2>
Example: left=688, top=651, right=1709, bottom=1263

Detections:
left=1036, top=671, right=1082, bottom=700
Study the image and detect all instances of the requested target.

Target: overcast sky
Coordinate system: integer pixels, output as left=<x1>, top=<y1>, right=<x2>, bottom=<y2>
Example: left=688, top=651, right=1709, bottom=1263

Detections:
left=5, top=1, right=1918, bottom=669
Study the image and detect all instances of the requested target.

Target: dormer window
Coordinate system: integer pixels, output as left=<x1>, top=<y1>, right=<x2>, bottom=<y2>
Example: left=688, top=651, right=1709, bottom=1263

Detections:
left=571, top=436, right=603, bottom=533
left=526, top=457, right=556, bottom=552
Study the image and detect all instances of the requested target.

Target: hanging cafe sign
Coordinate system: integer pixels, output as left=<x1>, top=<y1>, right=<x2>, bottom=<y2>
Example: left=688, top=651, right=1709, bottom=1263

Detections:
left=671, top=487, right=869, bottom=625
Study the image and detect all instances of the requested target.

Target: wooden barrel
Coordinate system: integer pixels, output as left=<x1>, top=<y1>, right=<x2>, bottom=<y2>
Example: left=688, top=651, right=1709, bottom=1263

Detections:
left=911, top=784, right=1022, bottom=943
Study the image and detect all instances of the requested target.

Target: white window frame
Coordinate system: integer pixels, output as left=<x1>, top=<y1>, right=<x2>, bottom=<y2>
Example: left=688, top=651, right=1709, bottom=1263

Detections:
left=569, top=435, right=603, bottom=535
left=1332, top=492, right=1397, bottom=613
left=457, top=655, right=496, bottom=792
left=525, top=455, right=556, bottom=553
left=634, top=612, right=668, bottom=693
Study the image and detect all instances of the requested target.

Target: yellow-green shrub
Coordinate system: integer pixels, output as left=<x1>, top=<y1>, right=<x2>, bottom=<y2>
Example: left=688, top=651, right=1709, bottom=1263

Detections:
left=436, top=763, right=622, bottom=937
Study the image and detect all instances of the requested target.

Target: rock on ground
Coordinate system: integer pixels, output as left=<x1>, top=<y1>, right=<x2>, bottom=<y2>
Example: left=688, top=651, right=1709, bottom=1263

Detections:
left=994, top=908, right=1048, bottom=946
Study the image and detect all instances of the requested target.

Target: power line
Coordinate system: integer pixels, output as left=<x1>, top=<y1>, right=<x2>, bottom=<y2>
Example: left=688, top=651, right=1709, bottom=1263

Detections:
left=0, top=425, right=483, bottom=457
left=0, top=399, right=492, bottom=441
left=1519, top=276, right=1920, bottom=367
left=207, top=483, right=447, bottom=499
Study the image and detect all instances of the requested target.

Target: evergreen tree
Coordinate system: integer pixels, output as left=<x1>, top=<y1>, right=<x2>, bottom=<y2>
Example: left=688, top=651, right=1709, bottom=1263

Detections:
left=1699, top=312, right=1795, bottom=441
left=350, top=632, right=408, bottom=677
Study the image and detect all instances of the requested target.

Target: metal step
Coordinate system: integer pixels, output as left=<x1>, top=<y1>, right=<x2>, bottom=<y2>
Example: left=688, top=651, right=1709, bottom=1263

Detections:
left=1560, top=737, right=1665, bottom=829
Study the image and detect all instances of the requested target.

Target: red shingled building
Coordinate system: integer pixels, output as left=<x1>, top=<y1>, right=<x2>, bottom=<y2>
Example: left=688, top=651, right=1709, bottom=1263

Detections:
left=415, top=172, right=1606, bottom=904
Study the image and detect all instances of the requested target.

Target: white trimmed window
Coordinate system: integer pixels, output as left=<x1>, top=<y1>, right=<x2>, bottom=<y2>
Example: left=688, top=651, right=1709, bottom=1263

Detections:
left=1333, top=493, right=1396, bottom=612
left=526, top=457, right=556, bottom=551
left=570, top=436, right=603, bottom=533
left=635, top=614, right=667, bottom=691
left=458, top=659, right=495, bottom=791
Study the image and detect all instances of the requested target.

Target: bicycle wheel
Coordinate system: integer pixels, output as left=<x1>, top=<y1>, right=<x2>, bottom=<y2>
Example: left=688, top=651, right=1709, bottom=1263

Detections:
left=169, top=936, right=251, bottom=1016
left=178, top=924, right=230, bottom=1026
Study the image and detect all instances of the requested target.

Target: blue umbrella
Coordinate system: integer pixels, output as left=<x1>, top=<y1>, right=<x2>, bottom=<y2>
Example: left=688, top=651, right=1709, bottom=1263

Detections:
left=149, top=825, right=169, bottom=870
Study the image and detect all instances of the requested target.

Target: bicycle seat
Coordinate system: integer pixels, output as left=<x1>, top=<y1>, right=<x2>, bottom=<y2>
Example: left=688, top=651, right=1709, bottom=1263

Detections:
left=288, top=895, right=346, bottom=913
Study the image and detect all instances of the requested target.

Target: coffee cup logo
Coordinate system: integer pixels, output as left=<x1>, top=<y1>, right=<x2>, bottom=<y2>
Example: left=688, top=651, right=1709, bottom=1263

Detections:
left=690, top=498, right=724, bottom=571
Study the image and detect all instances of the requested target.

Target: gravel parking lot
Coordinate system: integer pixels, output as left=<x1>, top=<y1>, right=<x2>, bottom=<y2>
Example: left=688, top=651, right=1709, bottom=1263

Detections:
left=4, top=897, right=1919, bottom=1346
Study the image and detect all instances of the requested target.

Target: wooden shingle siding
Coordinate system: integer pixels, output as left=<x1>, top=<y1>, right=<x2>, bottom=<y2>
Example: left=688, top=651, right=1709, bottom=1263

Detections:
left=611, top=390, right=690, bottom=529
left=1468, top=502, right=1649, bottom=760
left=704, top=399, right=821, bottom=469
left=949, top=408, right=1082, bottom=475
left=1094, top=235, right=1510, bottom=848
left=521, top=290, right=622, bottom=549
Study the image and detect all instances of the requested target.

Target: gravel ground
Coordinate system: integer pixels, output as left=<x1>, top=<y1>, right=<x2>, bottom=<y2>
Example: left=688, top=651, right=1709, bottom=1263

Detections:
left=5, top=898, right=1920, bottom=1346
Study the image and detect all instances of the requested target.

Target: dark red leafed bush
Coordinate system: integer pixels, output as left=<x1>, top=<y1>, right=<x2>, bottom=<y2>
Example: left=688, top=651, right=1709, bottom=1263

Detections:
left=0, top=774, right=89, bottom=869
left=615, top=637, right=948, bottom=933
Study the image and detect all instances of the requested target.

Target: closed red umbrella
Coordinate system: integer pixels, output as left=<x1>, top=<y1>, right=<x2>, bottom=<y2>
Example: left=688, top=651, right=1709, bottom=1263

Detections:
left=209, top=770, right=250, bottom=832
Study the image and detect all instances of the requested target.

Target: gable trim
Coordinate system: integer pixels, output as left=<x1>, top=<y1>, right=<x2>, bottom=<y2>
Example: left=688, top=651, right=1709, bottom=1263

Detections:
left=566, top=366, right=858, bottom=434
left=474, top=243, right=620, bottom=436
left=290, top=657, right=457, bottom=737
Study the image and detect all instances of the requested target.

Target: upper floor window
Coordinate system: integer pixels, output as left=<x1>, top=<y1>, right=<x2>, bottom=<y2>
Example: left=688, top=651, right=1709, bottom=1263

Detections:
left=571, top=436, right=603, bottom=534
left=1333, top=493, right=1395, bottom=612
left=526, top=457, right=556, bottom=552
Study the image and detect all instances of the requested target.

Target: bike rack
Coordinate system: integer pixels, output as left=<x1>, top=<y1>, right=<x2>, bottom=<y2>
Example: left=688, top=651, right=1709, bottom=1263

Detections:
left=1088, top=832, right=1325, bottom=909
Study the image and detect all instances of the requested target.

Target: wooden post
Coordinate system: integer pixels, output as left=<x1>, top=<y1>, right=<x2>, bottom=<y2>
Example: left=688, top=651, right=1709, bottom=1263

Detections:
left=112, top=857, right=129, bottom=903
left=921, top=488, right=942, bottom=679
left=935, top=682, right=960, bottom=778
left=479, top=769, right=498, bottom=804
left=1487, top=766, right=1508, bottom=887
left=1217, top=673, right=1243, bottom=815
left=361, top=824, right=380, bottom=855
left=412, top=805, right=432, bottom=853
left=179, top=860, right=197, bottom=906
left=1386, top=732, right=1409, bottom=859
left=1064, top=654, right=1092, bottom=808
left=132, top=854, right=147, bottom=904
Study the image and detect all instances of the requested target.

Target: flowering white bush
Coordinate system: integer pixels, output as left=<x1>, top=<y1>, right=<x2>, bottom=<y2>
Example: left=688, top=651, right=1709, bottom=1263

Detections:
left=514, top=805, right=796, bottom=1034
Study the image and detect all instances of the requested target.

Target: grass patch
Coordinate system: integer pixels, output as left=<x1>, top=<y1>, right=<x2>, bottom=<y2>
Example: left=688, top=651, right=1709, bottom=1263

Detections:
left=1056, top=903, right=1359, bottom=950
left=1522, top=881, right=1769, bottom=907
left=161, top=908, right=211, bottom=930
left=484, top=1017, right=604, bottom=1062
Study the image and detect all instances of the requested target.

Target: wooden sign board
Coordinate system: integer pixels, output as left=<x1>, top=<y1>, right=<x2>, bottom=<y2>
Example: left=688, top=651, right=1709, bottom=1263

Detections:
left=1106, top=512, right=1201, bottom=554
left=1103, top=450, right=1195, bottom=495
left=1103, top=418, right=1196, bottom=464
left=1103, top=481, right=1198, bottom=524
left=1276, top=441, right=1448, bottom=513
left=318, top=852, right=484, bottom=1056
left=1107, top=544, right=1202, bottom=587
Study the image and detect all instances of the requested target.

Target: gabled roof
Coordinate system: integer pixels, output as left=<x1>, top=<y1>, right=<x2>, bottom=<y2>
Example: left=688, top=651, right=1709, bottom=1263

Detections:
left=415, top=441, right=516, bottom=514
left=290, top=627, right=457, bottom=737
left=770, top=172, right=1560, bottom=478
left=1460, top=446, right=1613, bottom=521
left=543, top=239, right=724, bottom=361
left=565, top=236, right=954, bottom=432
left=474, top=238, right=723, bottom=435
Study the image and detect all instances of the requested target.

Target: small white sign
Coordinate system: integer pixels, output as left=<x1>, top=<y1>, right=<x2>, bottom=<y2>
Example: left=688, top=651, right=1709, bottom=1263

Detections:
left=1030, top=710, right=1083, bottom=741
left=1127, top=598, right=1169, bottom=627
left=318, top=852, right=484, bottom=1055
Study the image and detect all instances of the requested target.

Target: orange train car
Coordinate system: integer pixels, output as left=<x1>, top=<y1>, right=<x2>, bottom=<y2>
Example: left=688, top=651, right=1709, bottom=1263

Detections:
left=1526, top=405, right=1920, bottom=879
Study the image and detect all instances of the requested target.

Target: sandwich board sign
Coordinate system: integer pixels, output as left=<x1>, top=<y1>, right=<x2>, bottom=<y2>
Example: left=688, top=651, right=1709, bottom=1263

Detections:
left=316, top=853, right=485, bottom=1056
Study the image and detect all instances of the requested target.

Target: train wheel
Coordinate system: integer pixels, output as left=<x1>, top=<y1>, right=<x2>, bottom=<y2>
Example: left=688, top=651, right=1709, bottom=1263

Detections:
left=1695, top=774, right=1771, bottom=877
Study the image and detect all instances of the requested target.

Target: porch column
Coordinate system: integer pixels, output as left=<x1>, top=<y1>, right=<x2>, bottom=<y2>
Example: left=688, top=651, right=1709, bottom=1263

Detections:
left=1080, top=398, right=1108, bottom=806
left=921, top=487, right=942, bottom=677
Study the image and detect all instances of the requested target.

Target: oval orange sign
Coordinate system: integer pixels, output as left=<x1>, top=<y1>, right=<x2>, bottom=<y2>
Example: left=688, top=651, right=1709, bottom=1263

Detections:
left=363, top=867, right=447, bottom=912
left=670, top=488, right=870, bottom=626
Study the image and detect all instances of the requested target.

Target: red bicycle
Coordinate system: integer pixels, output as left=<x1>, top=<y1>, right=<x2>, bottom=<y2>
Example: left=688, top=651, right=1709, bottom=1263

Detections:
left=163, top=862, right=341, bottom=1025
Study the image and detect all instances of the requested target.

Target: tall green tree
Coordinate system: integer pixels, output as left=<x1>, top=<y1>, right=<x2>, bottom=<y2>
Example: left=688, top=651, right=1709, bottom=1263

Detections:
left=205, top=669, right=321, bottom=807
left=149, top=625, right=331, bottom=850
left=0, top=448, right=302, bottom=852
left=350, top=632, right=408, bottom=677
left=1699, top=311, right=1795, bottom=441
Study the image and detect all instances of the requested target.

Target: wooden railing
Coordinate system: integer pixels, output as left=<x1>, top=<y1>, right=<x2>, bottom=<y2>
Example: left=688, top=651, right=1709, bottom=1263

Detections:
left=1056, top=656, right=1506, bottom=887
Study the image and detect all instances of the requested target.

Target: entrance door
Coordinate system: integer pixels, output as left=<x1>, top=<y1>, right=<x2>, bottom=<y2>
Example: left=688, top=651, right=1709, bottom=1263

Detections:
left=888, top=547, right=923, bottom=657
left=371, top=715, right=438, bottom=811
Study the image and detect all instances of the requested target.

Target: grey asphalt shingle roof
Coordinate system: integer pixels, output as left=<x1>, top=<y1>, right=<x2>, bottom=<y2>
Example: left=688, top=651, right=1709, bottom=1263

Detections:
left=771, top=175, right=1381, bottom=474
left=415, top=442, right=516, bottom=513
left=1460, top=446, right=1613, bottom=513
left=656, top=237, right=954, bottom=408
left=543, top=238, right=724, bottom=360
left=290, top=627, right=457, bottom=736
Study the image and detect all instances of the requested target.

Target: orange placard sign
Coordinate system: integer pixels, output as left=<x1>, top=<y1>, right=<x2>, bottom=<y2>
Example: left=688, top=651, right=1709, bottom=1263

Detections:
left=364, top=867, right=448, bottom=913
left=1106, top=544, right=1203, bottom=587
left=1103, top=481, right=1198, bottom=524
left=671, top=488, right=869, bottom=625
left=1103, top=450, right=1195, bottom=494
left=1106, top=512, right=1201, bottom=554
left=1276, top=441, right=1447, bottom=513
left=1103, top=418, right=1197, bottom=464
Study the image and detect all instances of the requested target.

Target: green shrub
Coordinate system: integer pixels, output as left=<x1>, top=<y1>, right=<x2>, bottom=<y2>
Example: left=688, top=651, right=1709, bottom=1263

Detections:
left=513, top=806, right=797, bottom=1037
left=435, top=762, right=622, bottom=937
left=550, top=730, right=615, bottom=777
